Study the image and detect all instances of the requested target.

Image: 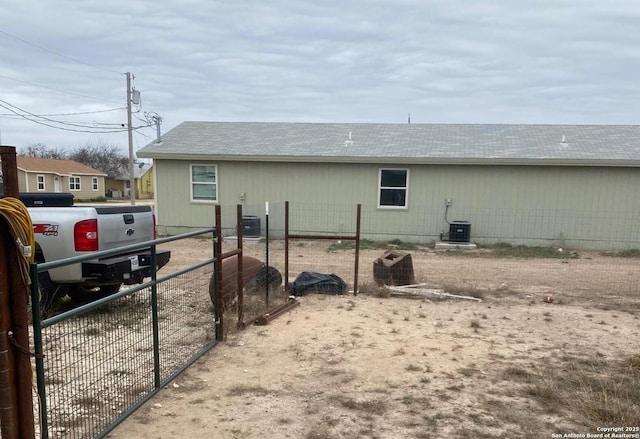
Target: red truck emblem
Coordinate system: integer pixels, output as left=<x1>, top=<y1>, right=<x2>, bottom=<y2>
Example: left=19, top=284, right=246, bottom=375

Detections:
left=33, top=224, right=59, bottom=236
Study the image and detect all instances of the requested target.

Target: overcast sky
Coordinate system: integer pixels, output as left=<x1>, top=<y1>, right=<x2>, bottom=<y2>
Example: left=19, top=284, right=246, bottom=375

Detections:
left=1, top=0, right=639, bottom=155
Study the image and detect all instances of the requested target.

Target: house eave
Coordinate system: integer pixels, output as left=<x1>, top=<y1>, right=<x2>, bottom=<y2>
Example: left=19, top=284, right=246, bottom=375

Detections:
left=17, top=168, right=107, bottom=177
left=138, top=152, right=640, bottom=167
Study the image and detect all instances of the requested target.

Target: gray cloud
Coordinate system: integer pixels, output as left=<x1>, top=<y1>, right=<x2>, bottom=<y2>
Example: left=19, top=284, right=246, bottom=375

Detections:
left=1, top=0, right=639, bottom=152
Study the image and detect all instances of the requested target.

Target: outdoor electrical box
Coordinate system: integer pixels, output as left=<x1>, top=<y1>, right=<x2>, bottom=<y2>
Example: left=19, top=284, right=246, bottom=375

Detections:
left=449, top=221, right=471, bottom=243
left=241, top=215, right=261, bottom=237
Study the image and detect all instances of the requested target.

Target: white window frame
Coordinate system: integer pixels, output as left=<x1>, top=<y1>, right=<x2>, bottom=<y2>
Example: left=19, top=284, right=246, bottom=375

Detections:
left=69, top=176, right=81, bottom=191
left=190, top=164, right=218, bottom=203
left=377, top=168, right=409, bottom=209
left=37, top=174, right=45, bottom=191
left=92, top=177, right=99, bottom=191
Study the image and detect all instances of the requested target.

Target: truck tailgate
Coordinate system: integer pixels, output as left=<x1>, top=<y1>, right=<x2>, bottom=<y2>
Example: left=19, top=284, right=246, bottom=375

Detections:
left=95, top=205, right=156, bottom=249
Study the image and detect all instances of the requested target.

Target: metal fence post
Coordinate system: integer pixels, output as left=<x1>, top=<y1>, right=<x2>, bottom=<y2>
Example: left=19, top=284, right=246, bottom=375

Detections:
left=354, top=203, right=361, bottom=295
left=236, top=205, right=244, bottom=326
left=30, top=264, right=48, bottom=439
left=265, top=202, right=270, bottom=309
left=151, top=243, right=161, bottom=389
left=215, top=205, right=224, bottom=340
left=212, top=228, right=220, bottom=341
left=0, top=221, right=35, bottom=439
left=0, top=145, right=36, bottom=439
left=284, top=201, right=289, bottom=294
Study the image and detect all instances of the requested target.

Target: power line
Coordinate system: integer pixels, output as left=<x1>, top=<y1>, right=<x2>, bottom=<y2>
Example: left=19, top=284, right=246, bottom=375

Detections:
left=0, top=107, right=124, bottom=118
left=0, top=99, right=152, bottom=134
left=0, top=74, right=121, bottom=105
left=0, top=29, right=122, bottom=76
left=3, top=107, right=124, bottom=117
left=0, top=99, right=119, bottom=129
left=135, top=129, right=154, bottom=140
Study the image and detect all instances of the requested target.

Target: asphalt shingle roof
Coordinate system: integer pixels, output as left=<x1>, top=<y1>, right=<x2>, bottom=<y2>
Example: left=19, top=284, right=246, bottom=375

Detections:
left=17, top=157, right=107, bottom=176
left=137, top=122, right=640, bottom=165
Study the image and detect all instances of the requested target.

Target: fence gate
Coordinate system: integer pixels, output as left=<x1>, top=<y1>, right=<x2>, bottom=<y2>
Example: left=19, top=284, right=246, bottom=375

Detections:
left=29, top=229, right=218, bottom=439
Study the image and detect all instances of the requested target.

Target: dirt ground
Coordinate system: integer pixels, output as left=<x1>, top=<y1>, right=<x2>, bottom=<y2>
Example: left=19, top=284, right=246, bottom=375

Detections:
left=105, top=237, right=640, bottom=439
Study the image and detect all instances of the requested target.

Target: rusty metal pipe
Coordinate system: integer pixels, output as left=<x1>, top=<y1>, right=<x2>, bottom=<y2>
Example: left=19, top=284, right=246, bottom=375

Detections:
left=0, top=231, right=18, bottom=439
left=236, top=205, right=244, bottom=326
left=287, top=234, right=357, bottom=240
left=0, top=330, right=17, bottom=439
left=215, top=205, right=224, bottom=340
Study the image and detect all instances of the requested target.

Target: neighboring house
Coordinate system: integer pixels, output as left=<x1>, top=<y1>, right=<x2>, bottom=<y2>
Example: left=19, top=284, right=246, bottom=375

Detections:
left=16, top=156, right=107, bottom=200
left=105, top=163, right=153, bottom=199
left=137, top=122, right=640, bottom=250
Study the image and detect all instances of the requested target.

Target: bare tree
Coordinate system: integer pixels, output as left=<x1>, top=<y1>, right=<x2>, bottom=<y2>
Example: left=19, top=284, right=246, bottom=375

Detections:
left=19, top=143, right=69, bottom=159
left=69, top=142, right=129, bottom=177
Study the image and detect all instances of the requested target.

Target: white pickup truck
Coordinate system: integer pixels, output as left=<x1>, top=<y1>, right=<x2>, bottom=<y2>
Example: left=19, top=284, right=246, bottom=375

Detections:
left=18, top=192, right=171, bottom=306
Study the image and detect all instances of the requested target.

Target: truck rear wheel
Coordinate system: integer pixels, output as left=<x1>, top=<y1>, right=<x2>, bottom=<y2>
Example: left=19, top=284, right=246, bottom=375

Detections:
left=68, top=283, right=123, bottom=304
left=36, top=258, right=69, bottom=317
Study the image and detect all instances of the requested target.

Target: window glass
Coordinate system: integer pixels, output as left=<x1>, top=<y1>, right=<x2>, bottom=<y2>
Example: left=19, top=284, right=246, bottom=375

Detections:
left=70, top=176, right=81, bottom=191
left=191, top=165, right=217, bottom=202
left=379, top=169, right=408, bottom=208
left=381, top=170, right=407, bottom=187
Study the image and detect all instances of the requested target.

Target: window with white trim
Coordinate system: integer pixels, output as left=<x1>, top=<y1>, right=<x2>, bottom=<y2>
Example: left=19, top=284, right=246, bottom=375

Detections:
left=92, top=177, right=99, bottom=191
left=37, top=174, right=45, bottom=191
left=69, top=176, right=81, bottom=191
left=191, top=164, right=217, bottom=202
left=378, top=168, right=409, bottom=208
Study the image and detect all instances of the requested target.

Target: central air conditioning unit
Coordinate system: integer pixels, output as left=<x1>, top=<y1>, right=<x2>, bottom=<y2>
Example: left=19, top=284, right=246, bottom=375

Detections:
left=449, top=221, right=471, bottom=243
left=241, top=215, right=261, bottom=237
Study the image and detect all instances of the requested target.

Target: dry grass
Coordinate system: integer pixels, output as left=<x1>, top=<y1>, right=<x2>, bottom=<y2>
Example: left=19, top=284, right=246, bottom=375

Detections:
left=493, top=354, right=640, bottom=429
left=227, top=384, right=272, bottom=397
left=358, top=282, right=391, bottom=297
left=330, top=395, right=388, bottom=415
left=104, top=237, right=640, bottom=439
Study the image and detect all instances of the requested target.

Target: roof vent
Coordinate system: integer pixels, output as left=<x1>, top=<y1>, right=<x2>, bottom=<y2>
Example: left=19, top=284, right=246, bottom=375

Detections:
left=344, top=131, right=354, bottom=147
left=559, top=135, right=568, bottom=147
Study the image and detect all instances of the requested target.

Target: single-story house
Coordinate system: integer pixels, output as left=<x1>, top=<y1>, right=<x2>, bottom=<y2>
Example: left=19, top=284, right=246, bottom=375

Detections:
left=105, top=163, right=154, bottom=199
left=15, top=156, right=107, bottom=200
left=137, top=122, right=640, bottom=250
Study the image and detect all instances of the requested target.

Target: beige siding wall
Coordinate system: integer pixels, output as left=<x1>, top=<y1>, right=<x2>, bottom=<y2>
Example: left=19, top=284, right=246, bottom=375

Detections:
left=155, top=159, right=640, bottom=250
left=20, top=171, right=59, bottom=193
left=64, top=175, right=104, bottom=200
left=20, top=172, right=104, bottom=199
left=17, top=169, right=29, bottom=192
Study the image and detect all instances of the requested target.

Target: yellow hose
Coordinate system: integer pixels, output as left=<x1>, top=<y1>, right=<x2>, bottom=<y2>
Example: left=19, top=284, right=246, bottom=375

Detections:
left=0, top=197, right=35, bottom=286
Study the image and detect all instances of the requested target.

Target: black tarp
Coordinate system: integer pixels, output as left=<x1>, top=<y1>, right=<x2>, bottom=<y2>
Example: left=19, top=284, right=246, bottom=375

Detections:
left=289, top=271, right=348, bottom=296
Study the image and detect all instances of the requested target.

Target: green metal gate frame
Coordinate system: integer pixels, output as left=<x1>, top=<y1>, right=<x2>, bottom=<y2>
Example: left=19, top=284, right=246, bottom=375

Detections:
left=29, top=228, right=219, bottom=439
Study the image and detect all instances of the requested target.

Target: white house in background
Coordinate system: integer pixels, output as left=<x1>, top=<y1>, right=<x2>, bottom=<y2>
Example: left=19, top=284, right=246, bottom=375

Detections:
left=137, top=122, right=640, bottom=250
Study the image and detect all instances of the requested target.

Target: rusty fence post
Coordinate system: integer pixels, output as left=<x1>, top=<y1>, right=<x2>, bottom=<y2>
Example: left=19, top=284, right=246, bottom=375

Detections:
left=0, top=238, right=19, bottom=439
left=0, top=145, right=36, bottom=439
left=215, top=205, right=224, bottom=340
left=236, top=204, right=244, bottom=327
left=354, top=204, right=361, bottom=295
left=284, top=201, right=289, bottom=294
left=0, top=146, right=19, bottom=196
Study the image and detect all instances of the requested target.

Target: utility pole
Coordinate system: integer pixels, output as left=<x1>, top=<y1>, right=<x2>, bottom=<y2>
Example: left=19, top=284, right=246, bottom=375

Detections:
left=126, top=72, right=135, bottom=206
